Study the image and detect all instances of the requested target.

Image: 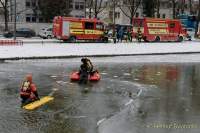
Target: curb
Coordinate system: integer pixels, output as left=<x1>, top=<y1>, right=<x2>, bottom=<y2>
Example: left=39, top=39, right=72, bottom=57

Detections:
left=1, top=51, right=200, bottom=61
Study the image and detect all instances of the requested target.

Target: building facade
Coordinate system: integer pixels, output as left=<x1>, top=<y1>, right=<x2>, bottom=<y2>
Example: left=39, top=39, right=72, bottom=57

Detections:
left=0, top=0, right=85, bottom=33
left=69, top=0, right=85, bottom=18
left=97, top=0, right=198, bottom=25
left=0, top=0, right=199, bottom=32
left=0, top=0, right=85, bottom=23
left=9, top=0, right=85, bottom=23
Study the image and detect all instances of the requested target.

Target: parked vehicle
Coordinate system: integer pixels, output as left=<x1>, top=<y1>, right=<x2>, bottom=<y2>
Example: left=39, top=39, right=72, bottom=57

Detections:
left=39, top=27, right=53, bottom=39
left=53, top=16, right=108, bottom=42
left=186, top=28, right=195, bottom=40
left=3, top=28, right=36, bottom=38
left=107, top=29, right=113, bottom=38
left=132, top=18, right=189, bottom=42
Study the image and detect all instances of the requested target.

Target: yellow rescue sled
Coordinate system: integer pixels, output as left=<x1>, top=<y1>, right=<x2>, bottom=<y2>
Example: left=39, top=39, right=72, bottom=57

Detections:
left=23, top=96, right=54, bottom=110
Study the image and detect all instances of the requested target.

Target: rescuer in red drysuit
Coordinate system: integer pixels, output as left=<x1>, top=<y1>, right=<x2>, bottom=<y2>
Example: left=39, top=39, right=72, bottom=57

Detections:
left=20, top=74, right=39, bottom=105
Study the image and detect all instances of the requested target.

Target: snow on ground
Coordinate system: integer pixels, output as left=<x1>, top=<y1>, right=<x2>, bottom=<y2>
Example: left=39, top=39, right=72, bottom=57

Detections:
left=0, top=40, right=200, bottom=60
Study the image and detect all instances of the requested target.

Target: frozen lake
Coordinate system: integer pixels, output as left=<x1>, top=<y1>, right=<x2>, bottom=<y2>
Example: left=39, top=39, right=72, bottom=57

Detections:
left=0, top=56, right=200, bottom=133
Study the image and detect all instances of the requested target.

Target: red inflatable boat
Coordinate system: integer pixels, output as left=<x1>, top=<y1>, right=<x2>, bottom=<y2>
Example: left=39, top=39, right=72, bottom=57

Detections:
left=70, top=71, right=101, bottom=81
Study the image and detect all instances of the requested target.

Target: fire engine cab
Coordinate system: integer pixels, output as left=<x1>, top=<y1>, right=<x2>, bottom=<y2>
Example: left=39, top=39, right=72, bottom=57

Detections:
left=132, top=18, right=189, bottom=42
left=53, top=16, right=108, bottom=42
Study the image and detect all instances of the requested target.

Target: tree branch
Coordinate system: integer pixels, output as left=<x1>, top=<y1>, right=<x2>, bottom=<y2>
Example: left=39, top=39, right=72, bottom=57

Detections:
left=118, top=5, right=131, bottom=19
left=97, top=0, right=103, bottom=12
left=0, top=0, right=6, bottom=8
left=133, top=0, right=141, bottom=15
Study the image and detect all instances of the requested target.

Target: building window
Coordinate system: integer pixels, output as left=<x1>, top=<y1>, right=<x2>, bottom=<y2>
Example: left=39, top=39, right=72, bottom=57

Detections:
left=75, top=2, right=79, bottom=10
left=123, top=0, right=127, bottom=5
left=39, top=17, right=44, bottom=23
left=26, top=14, right=38, bottom=23
left=80, top=2, right=84, bottom=10
left=136, top=12, right=139, bottom=18
left=32, top=2, right=36, bottom=7
left=69, top=0, right=73, bottom=8
left=75, top=2, right=84, bottom=10
left=32, top=16, right=36, bottom=22
left=26, top=16, right=31, bottom=22
left=157, top=13, right=160, bottom=18
left=69, top=3, right=73, bottom=9
left=26, top=1, right=31, bottom=8
left=163, top=3, right=167, bottom=8
left=162, top=14, right=166, bottom=18
left=115, top=12, right=120, bottom=18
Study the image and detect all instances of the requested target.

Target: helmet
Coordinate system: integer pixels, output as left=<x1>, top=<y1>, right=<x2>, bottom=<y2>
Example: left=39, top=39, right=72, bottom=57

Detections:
left=85, top=57, right=90, bottom=61
left=81, top=58, right=85, bottom=62
left=26, top=74, right=32, bottom=82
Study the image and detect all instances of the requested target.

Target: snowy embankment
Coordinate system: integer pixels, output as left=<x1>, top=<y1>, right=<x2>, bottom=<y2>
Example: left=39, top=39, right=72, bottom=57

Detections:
left=0, top=40, right=200, bottom=60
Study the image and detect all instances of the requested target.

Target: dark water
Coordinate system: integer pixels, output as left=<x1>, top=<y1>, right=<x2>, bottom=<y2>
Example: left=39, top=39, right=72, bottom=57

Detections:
left=0, top=58, right=200, bottom=133
left=98, top=63, right=200, bottom=133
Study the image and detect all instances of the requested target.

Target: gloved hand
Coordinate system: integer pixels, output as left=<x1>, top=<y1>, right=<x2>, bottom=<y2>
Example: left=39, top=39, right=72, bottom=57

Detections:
left=36, top=97, right=40, bottom=100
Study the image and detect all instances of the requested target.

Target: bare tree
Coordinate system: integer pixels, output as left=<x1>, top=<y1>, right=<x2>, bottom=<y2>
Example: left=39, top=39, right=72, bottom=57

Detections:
left=172, top=0, right=176, bottom=18
left=180, top=0, right=185, bottom=14
left=109, top=0, right=118, bottom=25
left=189, top=0, right=192, bottom=14
left=84, top=0, right=87, bottom=17
left=119, top=0, right=142, bottom=24
left=31, top=0, right=39, bottom=22
left=195, top=0, right=200, bottom=37
left=0, top=0, right=9, bottom=31
left=86, top=0, right=106, bottom=18
left=85, top=0, right=93, bottom=18
left=155, top=0, right=160, bottom=18
left=170, top=0, right=178, bottom=19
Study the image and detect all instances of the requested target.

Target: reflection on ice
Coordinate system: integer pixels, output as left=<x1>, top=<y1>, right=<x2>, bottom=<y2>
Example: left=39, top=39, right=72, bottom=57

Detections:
left=123, top=73, right=131, bottom=76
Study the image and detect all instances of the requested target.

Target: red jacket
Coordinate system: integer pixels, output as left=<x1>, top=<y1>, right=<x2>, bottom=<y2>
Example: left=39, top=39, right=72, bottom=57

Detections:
left=20, top=81, right=37, bottom=97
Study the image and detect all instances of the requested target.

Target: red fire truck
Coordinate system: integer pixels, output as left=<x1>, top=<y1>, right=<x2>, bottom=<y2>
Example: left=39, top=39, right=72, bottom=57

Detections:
left=53, top=16, right=108, bottom=42
left=132, top=18, right=189, bottom=42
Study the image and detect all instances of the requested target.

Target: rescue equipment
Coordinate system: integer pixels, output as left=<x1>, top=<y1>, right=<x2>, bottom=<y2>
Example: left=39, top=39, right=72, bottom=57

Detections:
left=70, top=71, right=101, bottom=81
left=23, top=96, right=54, bottom=110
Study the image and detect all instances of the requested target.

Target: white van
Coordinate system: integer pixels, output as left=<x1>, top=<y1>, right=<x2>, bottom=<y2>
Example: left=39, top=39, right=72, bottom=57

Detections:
left=39, top=27, right=53, bottom=39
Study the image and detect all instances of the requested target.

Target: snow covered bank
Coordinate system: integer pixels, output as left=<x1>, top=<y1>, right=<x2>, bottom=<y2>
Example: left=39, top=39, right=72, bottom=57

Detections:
left=0, top=41, right=200, bottom=60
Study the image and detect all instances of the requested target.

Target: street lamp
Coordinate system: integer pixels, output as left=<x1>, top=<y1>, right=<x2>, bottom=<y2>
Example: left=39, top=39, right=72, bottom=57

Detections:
left=14, top=0, right=16, bottom=40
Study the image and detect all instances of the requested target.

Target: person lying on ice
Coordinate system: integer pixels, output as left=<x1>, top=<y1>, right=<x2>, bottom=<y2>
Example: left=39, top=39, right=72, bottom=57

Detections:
left=20, top=74, right=39, bottom=105
left=79, top=58, right=94, bottom=84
